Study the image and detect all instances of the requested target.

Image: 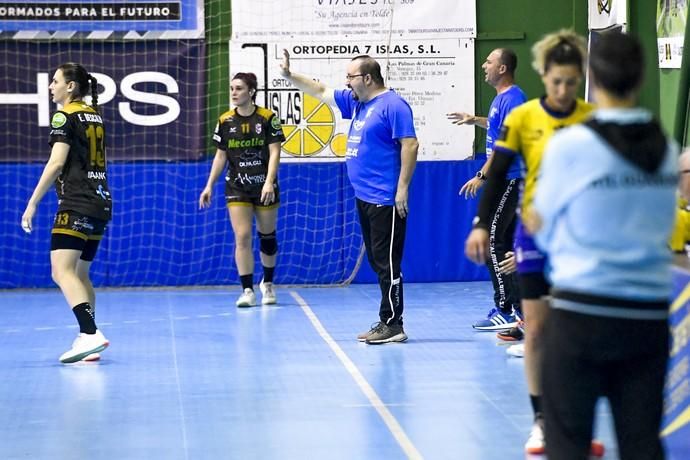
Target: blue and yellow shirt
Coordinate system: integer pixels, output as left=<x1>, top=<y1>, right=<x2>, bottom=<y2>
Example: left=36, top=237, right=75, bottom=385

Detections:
left=494, top=97, right=594, bottom=215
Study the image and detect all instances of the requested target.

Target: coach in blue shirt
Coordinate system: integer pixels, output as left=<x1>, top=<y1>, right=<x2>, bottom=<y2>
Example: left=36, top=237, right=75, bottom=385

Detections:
left=448, top=48, right=527, bottom=333
left=280, top=49, right=419, bottom=344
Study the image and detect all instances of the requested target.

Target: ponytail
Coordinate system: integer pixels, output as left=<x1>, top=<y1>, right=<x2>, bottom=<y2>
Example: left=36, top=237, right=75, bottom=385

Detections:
left=89, top=74, right=99, bottom=112
left=531, top=29, right=587, bottom=76
left=57, top=63, right=98, bottom=107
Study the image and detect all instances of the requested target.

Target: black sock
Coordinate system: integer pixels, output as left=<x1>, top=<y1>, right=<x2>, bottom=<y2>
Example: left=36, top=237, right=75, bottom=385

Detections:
left=73, top=302, right=97, bottom=334
left=240, top=274, right=253, bottom=290
left=263, top=266, right=275, bottom=284
left=530, top=394, right=543, bottom=421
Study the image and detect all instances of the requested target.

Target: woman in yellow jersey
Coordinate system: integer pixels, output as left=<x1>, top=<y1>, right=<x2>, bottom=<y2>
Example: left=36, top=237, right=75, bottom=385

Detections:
left=21, top=63, right=111, bottom=364
left=670, top=149, right=690, bottom=257
left=465, top=30, right=602, bottom=457
left=199, top=73, right=285, bottom=307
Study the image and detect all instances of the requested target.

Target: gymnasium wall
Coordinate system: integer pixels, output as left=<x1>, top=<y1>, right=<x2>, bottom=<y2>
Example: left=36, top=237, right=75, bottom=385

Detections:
left=3, top=1, right=685, bottom=288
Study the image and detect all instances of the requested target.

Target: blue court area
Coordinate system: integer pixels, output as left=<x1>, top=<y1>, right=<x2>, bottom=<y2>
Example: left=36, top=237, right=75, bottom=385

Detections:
left=2, top=281, right=681, bottom=460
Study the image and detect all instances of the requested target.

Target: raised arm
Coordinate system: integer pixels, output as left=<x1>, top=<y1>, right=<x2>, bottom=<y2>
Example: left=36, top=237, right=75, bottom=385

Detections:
left=279, top=49, right=336, bottom=105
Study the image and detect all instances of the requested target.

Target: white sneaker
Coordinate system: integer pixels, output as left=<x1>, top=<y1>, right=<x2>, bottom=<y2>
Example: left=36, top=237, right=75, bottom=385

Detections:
left=60, top=330, right=109, bottom=364
left=260, top=279, right=277, bottom=305
left=524, top=421, right=545, bottom=455
left=236, top=288, right=257, bottom=307
left=506, top=343, right=525, bottom=357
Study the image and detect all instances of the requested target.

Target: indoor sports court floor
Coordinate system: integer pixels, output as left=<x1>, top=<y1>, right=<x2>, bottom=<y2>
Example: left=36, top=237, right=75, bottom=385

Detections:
left=0, top=282, right=679, bottom=459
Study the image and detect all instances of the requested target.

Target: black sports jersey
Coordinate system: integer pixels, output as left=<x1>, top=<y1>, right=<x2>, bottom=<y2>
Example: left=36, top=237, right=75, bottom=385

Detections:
left=212, top=106, right=285, bottom=194
left=49, top=101, right=112, bottom=221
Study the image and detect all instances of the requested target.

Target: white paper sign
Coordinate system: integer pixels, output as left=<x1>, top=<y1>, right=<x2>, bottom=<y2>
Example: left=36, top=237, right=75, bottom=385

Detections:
left=229, top=39, right=474, bottom=161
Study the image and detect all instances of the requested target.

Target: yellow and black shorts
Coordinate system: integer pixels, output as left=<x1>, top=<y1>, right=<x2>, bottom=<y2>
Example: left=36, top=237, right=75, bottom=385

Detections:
left=225, top=185, right=280, bottom=209
left=51, top=211, right=108, bottom=261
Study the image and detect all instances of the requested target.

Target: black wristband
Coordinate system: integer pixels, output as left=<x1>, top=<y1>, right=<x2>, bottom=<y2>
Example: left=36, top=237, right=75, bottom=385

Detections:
left=471, top=216, right=489, bottom=230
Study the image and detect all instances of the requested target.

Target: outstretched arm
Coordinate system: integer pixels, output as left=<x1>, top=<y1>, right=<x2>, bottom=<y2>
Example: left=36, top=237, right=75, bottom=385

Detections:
left=446, top=112, right=488, bottom=129
left=280, top=49, right=336, bottom=105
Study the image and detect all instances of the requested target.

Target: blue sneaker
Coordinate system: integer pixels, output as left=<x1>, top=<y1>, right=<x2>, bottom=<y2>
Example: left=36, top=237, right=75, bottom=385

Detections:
left=472, top=308, right=518, bottom=331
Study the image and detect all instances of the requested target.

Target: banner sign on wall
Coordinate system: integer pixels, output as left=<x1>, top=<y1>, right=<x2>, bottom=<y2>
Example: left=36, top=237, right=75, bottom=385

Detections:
left=229, top=40, right=474, bottom=162
left=657, top=0, right=688, bottom=68
left=229, top=0, right=476, bottom=161
left=661, top=268, right=690, bottom=459
left=0, top=40, right=205, bottom=161
left=0, top=0, right=203, bottom=37
left=588, top=0, right=627, bottom=30
left=231, top=0, right=475, bottom=41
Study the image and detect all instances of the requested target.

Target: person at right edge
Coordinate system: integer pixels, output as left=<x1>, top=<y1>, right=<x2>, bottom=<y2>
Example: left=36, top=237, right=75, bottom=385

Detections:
left=528, top=31, right=678, bottom=460
left=279, top=49, right=418, bottom=344
left=669, top=148, right=690, bottom=259
left=464, top=30, right=604, bottom=457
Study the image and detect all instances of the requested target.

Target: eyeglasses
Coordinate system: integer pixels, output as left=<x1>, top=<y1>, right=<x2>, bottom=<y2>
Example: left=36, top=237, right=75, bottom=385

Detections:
left=345, top=73, right=366, bottom=81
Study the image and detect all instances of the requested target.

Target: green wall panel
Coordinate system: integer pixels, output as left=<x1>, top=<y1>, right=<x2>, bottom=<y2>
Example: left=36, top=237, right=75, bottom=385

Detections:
left=205, top=0, right=231, bottom=154
left=473, top=0, right=585, bottom=154
left=206, top=0, right=686, bottom=152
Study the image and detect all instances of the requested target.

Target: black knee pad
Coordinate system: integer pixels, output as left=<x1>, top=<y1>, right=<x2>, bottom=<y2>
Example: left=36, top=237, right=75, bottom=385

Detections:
left=258, top=231, right=278, bottom=255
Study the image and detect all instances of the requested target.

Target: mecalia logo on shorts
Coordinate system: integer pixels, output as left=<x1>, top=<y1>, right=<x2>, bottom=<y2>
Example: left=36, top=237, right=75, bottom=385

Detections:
left=51, top=112, right=67, bottom=128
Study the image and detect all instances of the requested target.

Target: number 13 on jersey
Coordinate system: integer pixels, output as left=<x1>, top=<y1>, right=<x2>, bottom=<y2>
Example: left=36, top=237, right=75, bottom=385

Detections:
left=85, top=124, right=105, bottom=167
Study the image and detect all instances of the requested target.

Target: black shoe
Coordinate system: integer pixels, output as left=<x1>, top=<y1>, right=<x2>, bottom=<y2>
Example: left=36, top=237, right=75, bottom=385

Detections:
left=497, top=323, right=524, bottom=342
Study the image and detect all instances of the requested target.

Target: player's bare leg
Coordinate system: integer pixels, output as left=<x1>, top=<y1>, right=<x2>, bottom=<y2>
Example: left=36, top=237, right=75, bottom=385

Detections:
left=229, top=205, right=256, bottom=306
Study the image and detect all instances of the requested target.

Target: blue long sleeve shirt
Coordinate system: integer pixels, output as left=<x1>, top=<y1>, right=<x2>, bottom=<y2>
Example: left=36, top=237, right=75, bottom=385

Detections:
left=534, top=108, right=678, bottom=319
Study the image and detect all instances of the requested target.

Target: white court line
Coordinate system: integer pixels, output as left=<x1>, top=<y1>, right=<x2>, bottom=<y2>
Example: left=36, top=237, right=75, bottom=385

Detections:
left=167, top=302, right=190, bottom=460
left=344, top=403, right=415, bottom=408
left=474, top=382, right=524, bottom=433
left=290, top=291, right=423, bottom=460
